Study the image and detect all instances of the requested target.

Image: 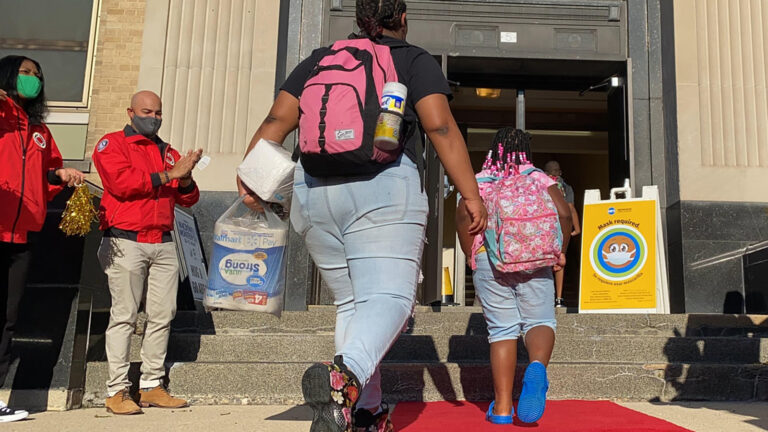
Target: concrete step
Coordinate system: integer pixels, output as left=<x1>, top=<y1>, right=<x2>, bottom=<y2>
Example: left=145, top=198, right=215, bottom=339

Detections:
left=85, top=311, right=768, bottom=405
left=87, top=333, right=768, bottom=365
left=83, top=361, right=768, bottom=407
left=168, top=309, right=768, bottom=338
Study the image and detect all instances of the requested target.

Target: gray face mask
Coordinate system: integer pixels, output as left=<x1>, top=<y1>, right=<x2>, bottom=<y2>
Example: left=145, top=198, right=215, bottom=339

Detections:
left=132, top=115, right=162, bottom=138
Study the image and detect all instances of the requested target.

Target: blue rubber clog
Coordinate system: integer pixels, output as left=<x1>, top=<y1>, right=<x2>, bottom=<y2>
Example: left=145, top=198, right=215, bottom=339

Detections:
left=517, top=361, right=549, bottom=423
left=486, top=400, right=514, bottom=425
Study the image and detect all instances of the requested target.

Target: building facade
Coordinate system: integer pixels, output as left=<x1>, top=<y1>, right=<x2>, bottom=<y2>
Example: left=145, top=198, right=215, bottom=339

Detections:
left=2, top=0, right=767, bottom=314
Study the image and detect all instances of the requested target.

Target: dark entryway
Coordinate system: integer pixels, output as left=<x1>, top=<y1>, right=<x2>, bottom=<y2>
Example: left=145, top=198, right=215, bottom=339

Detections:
left=421, top=57, right=631, bottom=306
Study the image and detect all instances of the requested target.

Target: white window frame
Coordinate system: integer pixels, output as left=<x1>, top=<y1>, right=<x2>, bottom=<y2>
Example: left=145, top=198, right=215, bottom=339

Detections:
left=42, top=0, right=101, bottom=109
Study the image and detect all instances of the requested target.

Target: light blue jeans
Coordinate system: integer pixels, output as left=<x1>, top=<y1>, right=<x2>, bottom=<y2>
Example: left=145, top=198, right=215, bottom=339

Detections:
left=290, top=155, right=428, bottom=410
left=473, top=252, right=557, bottom=343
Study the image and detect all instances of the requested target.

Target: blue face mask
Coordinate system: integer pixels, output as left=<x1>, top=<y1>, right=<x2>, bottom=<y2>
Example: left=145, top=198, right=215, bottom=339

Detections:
left=17, top=75, right=42, bottom=99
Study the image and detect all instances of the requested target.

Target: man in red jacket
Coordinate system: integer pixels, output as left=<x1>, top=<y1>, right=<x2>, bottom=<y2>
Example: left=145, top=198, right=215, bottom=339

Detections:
left=92, top=90, right=202, bottom=415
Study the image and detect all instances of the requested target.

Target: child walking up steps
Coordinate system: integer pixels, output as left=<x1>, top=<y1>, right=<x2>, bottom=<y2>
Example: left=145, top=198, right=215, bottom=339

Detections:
left=456, top=127, right=573, bottom=425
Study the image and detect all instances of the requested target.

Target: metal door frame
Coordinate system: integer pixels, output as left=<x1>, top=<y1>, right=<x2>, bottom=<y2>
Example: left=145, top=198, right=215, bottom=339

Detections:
left=280, top=0, right=680, bottom=310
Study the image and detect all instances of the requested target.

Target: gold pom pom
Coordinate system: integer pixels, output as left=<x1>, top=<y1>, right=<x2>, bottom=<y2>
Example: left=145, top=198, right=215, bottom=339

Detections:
left=58, top=184, right=98, bottom=236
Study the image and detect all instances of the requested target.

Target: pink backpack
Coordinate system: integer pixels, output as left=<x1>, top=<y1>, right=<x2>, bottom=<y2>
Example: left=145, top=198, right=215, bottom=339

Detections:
left=471, top=165, right=563, bottom=273
left=298, top=38, right=401, bottom=176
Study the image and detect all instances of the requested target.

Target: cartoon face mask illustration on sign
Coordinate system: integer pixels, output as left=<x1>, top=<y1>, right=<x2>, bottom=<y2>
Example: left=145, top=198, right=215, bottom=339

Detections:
left=589, top=224, right=648, bottom=282
left=602, top=239, right=636, bottom=267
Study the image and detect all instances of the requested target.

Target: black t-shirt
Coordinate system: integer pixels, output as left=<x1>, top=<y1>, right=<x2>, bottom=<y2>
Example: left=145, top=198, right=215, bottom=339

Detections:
left=280, top=36, right=452, bottom=164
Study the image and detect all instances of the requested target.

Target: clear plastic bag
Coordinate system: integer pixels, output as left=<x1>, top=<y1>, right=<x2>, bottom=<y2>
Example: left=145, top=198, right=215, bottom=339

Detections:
left=204, top=195, right=288, bottom=316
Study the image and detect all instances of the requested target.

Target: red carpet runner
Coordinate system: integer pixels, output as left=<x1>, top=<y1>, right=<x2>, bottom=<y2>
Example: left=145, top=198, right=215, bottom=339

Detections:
left=391, top=401, right=692, bottom=431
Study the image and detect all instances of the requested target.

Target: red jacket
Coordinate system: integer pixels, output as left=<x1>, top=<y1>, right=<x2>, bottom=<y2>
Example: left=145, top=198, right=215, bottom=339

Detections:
left=0, top=99, right=64, bottom=244
left=92, top=126, right=200, bottom=243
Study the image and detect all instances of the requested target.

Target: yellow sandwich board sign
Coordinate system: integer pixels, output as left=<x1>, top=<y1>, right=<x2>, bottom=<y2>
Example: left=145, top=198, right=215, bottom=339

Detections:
left=579, top=184, right=669, bottom=313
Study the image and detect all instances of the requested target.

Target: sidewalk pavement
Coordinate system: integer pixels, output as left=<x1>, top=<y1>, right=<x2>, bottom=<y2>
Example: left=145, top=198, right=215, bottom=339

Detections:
left=3, top=402, right=767, bottom=431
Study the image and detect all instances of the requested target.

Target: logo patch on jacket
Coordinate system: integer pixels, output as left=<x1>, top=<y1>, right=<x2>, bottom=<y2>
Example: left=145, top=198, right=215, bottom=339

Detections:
left=32, top=132, right=46, bottom=149
left=165, top=153, right=176, bottom=167
left=97, top=139, right=109, bottom=152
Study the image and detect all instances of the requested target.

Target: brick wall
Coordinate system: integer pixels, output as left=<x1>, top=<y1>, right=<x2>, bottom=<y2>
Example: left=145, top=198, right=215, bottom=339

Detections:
left=85, top=0, right=146, bottom=164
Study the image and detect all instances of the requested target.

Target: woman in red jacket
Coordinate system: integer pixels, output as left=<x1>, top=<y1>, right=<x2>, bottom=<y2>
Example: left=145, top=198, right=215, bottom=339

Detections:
left=0, top=55, right=84, bottom=423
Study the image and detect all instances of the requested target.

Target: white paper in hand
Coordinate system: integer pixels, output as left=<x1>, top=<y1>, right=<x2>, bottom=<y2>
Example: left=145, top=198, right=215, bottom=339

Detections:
left=196, top=155, right=211, bottom=171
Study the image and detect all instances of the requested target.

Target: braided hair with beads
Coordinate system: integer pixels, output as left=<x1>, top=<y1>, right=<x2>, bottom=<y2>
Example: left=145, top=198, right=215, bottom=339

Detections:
left=481, top=127, right=533, bottom=177
left=356, top=0, right=407, bottom=38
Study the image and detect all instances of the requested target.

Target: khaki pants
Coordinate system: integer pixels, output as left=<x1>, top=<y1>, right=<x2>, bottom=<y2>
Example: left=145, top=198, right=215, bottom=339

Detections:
left=98, top=237, right=179, bottom=396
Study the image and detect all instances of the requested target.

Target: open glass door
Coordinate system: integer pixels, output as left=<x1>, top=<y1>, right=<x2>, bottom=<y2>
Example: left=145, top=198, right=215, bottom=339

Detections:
left=421, top=56, right=631, bottom=308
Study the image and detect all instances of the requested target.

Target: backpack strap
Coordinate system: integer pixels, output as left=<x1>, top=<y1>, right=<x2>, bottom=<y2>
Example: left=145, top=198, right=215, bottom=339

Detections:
left=291, top=141, right=300, bottom=162
left=304, top=46, right=334, bottom=82
left=476, top=175, right=500, bottom=184
left=520, top=167, right=543, bottom=176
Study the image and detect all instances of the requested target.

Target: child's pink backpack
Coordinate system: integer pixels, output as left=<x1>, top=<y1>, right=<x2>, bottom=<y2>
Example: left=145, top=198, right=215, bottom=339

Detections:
left=471, top=161, right=563, bottom=273
left=297, top=38, right=401, bottom=177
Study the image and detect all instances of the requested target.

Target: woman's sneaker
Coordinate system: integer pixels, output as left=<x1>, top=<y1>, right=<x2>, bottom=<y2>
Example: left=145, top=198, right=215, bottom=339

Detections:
left=354, top=403, right=393, bottom=432
left=0, top=401, right=28, bottom=423
left=302, top=355, right=361, bottom=432
left=517, top=361, right=549, bottom=423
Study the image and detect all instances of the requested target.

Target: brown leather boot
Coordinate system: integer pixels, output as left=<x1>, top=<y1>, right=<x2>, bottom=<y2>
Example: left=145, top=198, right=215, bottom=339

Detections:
left=139, top=385, right=188, bottom=409
left=105, top=389, right=143, bottom=415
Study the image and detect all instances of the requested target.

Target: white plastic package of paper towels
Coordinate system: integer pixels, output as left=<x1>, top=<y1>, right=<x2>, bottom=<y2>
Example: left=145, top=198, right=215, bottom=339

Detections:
left=204, top=196, right=288, bottom=316
left=237, top=138, right=295, bottom=208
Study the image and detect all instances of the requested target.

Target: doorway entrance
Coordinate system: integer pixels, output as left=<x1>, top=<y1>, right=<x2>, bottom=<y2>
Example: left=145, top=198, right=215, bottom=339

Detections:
left=421, top=57, right=631, bottom=307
